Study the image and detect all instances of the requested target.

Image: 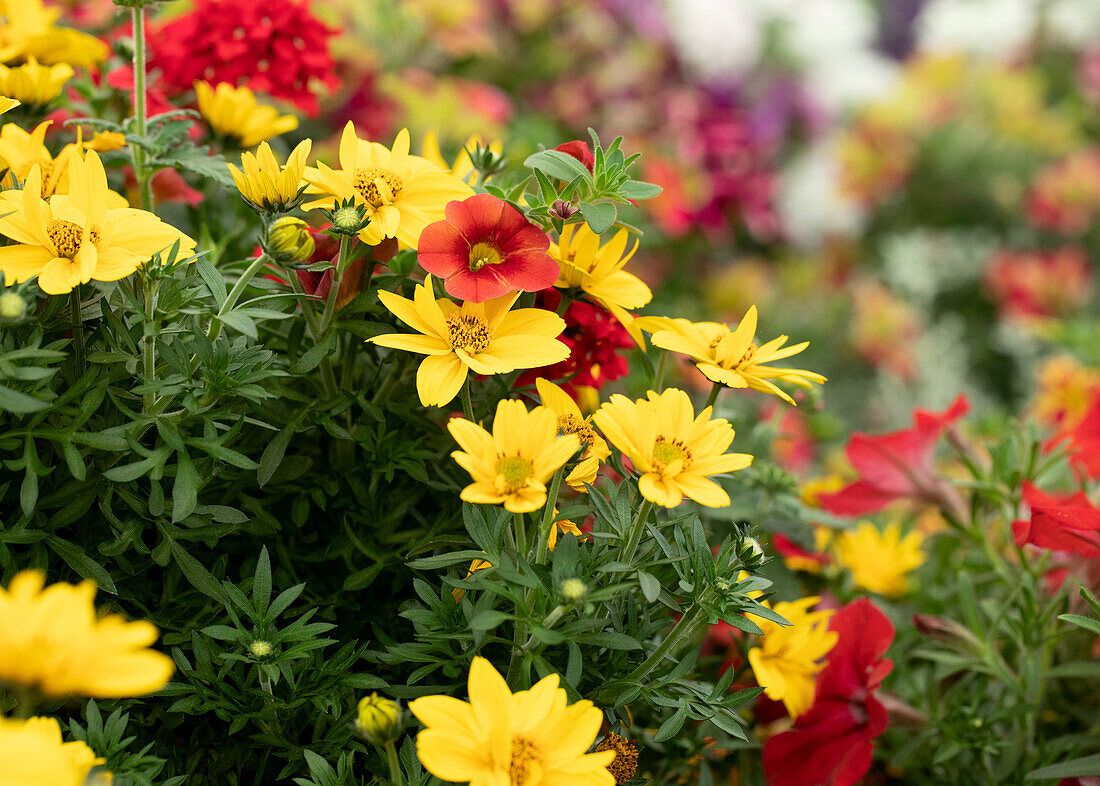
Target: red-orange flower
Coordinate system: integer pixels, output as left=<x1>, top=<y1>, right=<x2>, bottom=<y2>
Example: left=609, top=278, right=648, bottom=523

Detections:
left=417, top=193, right=558, bottom=303
left=1012, top=483, right=1100, bottom=559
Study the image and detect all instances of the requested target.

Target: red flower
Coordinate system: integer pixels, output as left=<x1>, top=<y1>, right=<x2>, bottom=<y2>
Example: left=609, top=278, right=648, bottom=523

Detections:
left=516, top=291, right=634, bottom=398
left=1012, top=483, right=1100, bottom=559
left=984, top=247, right=1092, bottom=321
left=554, top=140, right=595, bottom=172
left=148, top=0, right=339, bottom=116
left=772, top=533, right=830, bottom=570
left=763, top=598, right=895, bottom=786
left=818, top=396, right=969, bottom=517
left=1053, top=390, right=1100, bottom=479
left=417, top=194, right=558, bottom=303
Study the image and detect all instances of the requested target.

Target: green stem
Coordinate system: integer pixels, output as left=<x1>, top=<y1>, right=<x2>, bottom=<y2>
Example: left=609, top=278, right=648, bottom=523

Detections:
left=535, top=466, right=566, bottom=565
left=513, top=511, right=529, bottom=558
left=142, top=274, right=159, bottom=413
left=384, top=741, right=404, bottom=786
left=129, top=6, right=153, bottom=212
left=626, top=601, right=708, bottom=683
left=286, top=268, right=337, bottom=397
left=461, top=377, right=475, bottom=421
left=653, top=349, right=669, bottom=391
left=208, top=253, right=271, bottom=341
left=319, top=235, right=355, bottom=336
left=704, top=380, right=722, bottom=411
left=69, top=288, right=85, bottom=378
left=12, top=685, right=37, bottom=719
left=620, top=498, right=654, bottom=564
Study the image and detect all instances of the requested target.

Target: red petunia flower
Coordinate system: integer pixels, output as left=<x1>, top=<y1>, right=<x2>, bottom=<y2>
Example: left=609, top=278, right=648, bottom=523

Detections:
left=818, top=395, right=969, bottom=517
left=554, top=140, right=595, bottom=172
left=1012, top=483, right=1100, bottom=559
left=417, top=193, right=558, bottom=303
left=1052, top=390, right=1100, bottom=480
left=763, top=598, right=895, bottom=786
left=148, top=0, right=339, bottom=117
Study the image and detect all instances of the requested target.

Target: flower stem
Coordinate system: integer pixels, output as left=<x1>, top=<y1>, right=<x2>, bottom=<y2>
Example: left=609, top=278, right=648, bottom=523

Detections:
left=384, top=741, right=404, bottom=786
left=142, top=273, right=159, bottom=413
left=69, top=288, right=85, bottom=378
left=320, top=235, right=355, bottom=336
left=653, top=349, right=669, bottom=391
left=207, top=253, right=271, bottom=341
left=626, top=601, right=708, bottom=683
left=704, top=380, right=723, bottom=411
left=461, top=377, right=475, bottom=421
left=129, top=6, right=153, bottom=212
left=513, top=511, right=529, bottom=557
left=535, top=466, right=566, bottom=565
left=620, top=498, right=654, bottom=564
left=286, top=268, right=337, bottom=397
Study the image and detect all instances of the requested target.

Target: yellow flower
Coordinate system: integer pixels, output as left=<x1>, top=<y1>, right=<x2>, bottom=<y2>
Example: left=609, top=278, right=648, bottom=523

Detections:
left=303, top=122, right=473, bottom=247
left=0, top=716, right=107, bottom=786
left=195, top=81, right=299, bottom=149
left=643, top=306, right=825, bottom=405
left=81, top=130, right=126, bottom=152
left=832, top=521, right=926, bottom=598
left=746, top=597, right=838, bottom=720
left=0, top=151, right=196, bottom=294
left=369, top=275, right=569, bottom=407
left=799, top=474, right=847, bottom=508
left=0, top=56, right=70, bottom=105
left=592, top=388, right=753, bottom=508
left=0, top=120, right=83, bottom=198
left=547, top=511, right=584, bottom=551
left=422, top=130, right=503, bottom=183
left=0, top=569, right=174, bottom=697
left=448, top=398, right=580, bottom=513
left=0, top=95, right=16, bottom=113
left=535, top=377, right=610, bottom=492
left=228, top=139, right=311, bottom=214
left=551, top=222, right=651, bottom=347
left=356, top=693, right=403, bottom=745
left=0, top=0, right=109, bottom=68
left=409, top=656, right=614, bottom=786
left=780, top=527, right=833, bottom=574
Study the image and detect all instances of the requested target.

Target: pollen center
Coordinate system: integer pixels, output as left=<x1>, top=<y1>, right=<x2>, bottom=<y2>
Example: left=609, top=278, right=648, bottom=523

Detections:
left=737, top=344, right=757, bottom=367
left=509, top=736, right=543, bottom=786
left=653, top=436, right=692, bottom=472
left=468, top=241, right=504, bottom=272
left=446, top=313, right=491, bottom=355
left=596, top=733, right=639, bottom=784
left=46, top=219, right=87, bottom=259
left=353, top=167, right=403, bottom=208
left=35, top=159, right=54, bottom=196
left=558, top=414, right=597, bottom=448
left=495, top=456, right=534, bottom=494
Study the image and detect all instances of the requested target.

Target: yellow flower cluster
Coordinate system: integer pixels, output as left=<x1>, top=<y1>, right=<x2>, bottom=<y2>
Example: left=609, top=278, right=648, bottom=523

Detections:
left=195, top=81, right=300, bottom=149
left=0, top=0, right=108, bottom=68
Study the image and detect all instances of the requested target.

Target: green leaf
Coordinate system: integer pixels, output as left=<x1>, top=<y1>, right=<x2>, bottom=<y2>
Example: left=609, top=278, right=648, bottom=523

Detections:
left=194, top=257, right=226, bottom=308
left=1026, top=754, right=1100, bottom=779
left=159, top=146, right=235, bottom=187
left=524, top=150, right=593, bottom=183
left=620, top=180, right=663, bottom=200
left=290, top=334, right=337, bottom=374
left=469, top=609, right=512, bottom=631
left=20, top=468, right=37, bottom=517
left=1059, top=613, right=1100, bottom=635
left=171, top=450, right=199, bottom=523
left=0, top=383, right=48, bottom=413
left=168, top=539, right=227, bottom=603
left=46, top=536, right=117, bottom=594
left=637, top=570, right=660, bottom=603
left=253, top=546, right=272, bottom=615
left=579, top=201, right=617, bottom=234
left=258, top=424, right=294, bottom=487
left=653, top=705, right=689, bottom=742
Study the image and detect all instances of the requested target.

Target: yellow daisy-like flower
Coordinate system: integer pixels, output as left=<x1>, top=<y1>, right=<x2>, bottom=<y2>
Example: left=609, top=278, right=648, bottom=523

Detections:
left=228, top=139, right=311, bottom=214
left=0, top=569, right=174, bottom=698
left=547, top=514, right=584, bottom=551
left=643, top=306, right=825, bottom=405
left=0, top=56, right=70, bottom=105
left=534, top=377, right=610, bottom=493
left=422, top=130, right=503, bottom=184
left=0, top=0, right=109, bottom=68
left=552, top=222, right=651, bottom=347
left=592, top=388, right=753, bottom=508
left=303, top=122, right=474, bottom=247
left=0, top=151, right=196, bottom=294
left=194, top=81, right=299, bottom=149
left=832, top=521, right=926, bottom=598
left=81, top=129, right=126, bottom=152
left=448, top=398, right=580, bottom=514
left=0, top=95, right=16, bottom=113
left=0, top=120, right=81, bottom=198
left=369, top=275, right=569, bottom=407
left=409, top=656, right=614, bottom=786
left=0, top=716, right=107, bottom=786
left=747, top=596, right=838, bottom=720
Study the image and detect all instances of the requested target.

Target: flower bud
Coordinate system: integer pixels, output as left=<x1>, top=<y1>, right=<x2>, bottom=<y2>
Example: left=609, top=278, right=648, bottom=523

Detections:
left=248, top=640, right=273, bottom=659
left=468, top=142, right=507, bottom=179
left=912, top=614, right=983, bottom=651
left=0, top=291, right=26, bottom=322
left=550, top=199, right=578, bottom=221
left=738, top=536, right=764, bottom=568
left=265, top=217, right=315, bottom=264
left=560, top=578, right=587, bottom=603
left=325, top=198, right=370, bottom=235
left=355, top=692, right=403, bottom=746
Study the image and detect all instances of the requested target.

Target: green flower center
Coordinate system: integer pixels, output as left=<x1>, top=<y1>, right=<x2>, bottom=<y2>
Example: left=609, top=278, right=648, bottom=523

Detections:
left=495, top=455, right=534, bottom=493
left=353, top=167, right=403, bottom=208
left=468, top=241, right=504, bottom=272
left=652, top=436, right=692, bottom=472
left=446, top=313, right=491, bottom=355
left=509, top=736, right=543, bottom=786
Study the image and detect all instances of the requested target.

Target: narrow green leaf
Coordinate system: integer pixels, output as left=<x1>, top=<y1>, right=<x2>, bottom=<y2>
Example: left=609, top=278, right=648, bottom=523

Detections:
left=171, top=450, right=199, bottom=523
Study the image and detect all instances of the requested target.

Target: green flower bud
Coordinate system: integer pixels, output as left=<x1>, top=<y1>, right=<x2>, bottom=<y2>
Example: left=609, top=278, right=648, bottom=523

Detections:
left=738, top=536, right=764, bottom=568
left=560, top=578, right=587, bottom=603
left=265, top=217, right=314, bottom=264
left=0, top=291, right=26, bottom=322
left=248, top=640, right=273, bottom=659
left=355, top=692, right=402, bottom=746
left=324, top=198, right=370, bottom=235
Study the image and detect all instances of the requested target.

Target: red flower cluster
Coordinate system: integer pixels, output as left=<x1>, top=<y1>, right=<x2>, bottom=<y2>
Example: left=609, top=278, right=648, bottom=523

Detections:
left=984, top=247, right=1092, bottom=321
left=1026, top=149, right=1100, bottom=235
left=818, top=396, right=969, bottom=517
left=1012, top=483, right=1100, bottom=559
left=149, top=0, right=339, bottom=116
left=1052, top=389, right=1100, bottom=480
left=516, top=290, right=633, bottom=399
left=764, top=598, right=896, bottom=786
left=418, top=194, right=558, bottom=303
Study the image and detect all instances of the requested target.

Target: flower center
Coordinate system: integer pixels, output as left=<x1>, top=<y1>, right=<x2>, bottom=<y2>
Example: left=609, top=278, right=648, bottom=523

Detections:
left=446, top=313, right=491, bottom=355
left=495, top=455, right=534, bottom=494
left=46, top=219, right=96, bottom=259
left=596, top=733, right=639, bottom=784
left=468, top=241, right=504, bottom=272
left=652, top=436, right=692, bottom=472
left=509, top=736, right=543, bottom=786
left=353, top=167, right=403, bottom=208
left=36, top=159, right=54, bottom=196
left=558, top=414, right=597, bottom=449
left=737, top=344, right=757, bottom=367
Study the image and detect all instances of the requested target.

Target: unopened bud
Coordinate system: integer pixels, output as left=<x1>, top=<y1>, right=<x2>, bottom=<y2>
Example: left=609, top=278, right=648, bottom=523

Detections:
left=248, top=640, right=273, bottom=659
left=550, top=199, right=578, bottom=220
left=265, top=217, right=314, bottom=263
left=912, top=614, right=983, bottom=651
left=468, top=143, right=507, bottom=178
left=327, top=198, right=370, bottom=235
left=0, top=291, right=26, bottom=321
left=355, top=692, right=403, bottom=745
left=738, top=536, right=764, bottom=568
left=561, top=578, right=587, bottom=602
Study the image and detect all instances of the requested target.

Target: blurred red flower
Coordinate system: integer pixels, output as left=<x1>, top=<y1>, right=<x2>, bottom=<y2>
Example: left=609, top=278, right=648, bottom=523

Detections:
left=984, top=247, right=1092, bottom=321
left=554, top=140, right=595, bottom=172
left=417, top=194, right=558, bottom=303
left=763, top=597, right=895, bottom=786
left=1012, top=483, right=1100, bottom=559
left=818, top=396, right=969, bottom=517
left=1051, top=390, right=1100, bottom=480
